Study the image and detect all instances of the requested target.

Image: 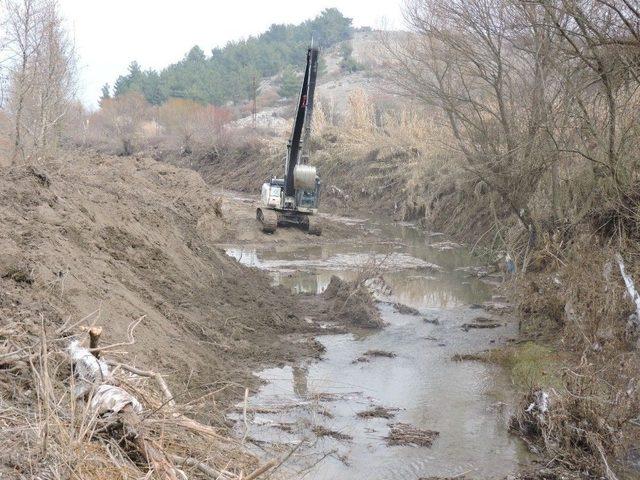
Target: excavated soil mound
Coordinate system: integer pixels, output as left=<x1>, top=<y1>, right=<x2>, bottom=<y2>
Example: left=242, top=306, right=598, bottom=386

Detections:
left=0, top=153, right=313, bottom=406
left=321, top=275, right=384, bottom=329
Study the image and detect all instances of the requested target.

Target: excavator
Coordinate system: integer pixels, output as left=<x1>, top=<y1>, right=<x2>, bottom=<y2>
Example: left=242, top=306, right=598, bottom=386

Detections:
left=256, top=47, right=322, bottom=235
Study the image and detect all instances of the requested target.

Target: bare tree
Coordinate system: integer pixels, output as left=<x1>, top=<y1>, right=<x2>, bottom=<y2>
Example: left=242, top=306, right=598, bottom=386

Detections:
left=385, top=0, right=640, bottom=249
left=385, top=0, right=561, bottom=246
left=3, top=0, right=76, bottom=163
left=537, top=0, right=640, bottom=191
left=96, top=91, right=149, bottom=155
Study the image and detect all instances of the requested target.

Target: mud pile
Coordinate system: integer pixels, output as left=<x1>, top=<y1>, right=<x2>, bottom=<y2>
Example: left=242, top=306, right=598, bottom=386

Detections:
left=321, top=275, right=384, bottom=329
left=0, top=153, right=312, bottom=406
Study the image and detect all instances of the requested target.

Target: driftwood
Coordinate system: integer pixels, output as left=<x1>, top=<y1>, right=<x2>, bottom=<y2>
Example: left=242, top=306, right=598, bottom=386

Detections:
left=170, top=454, right=222, bottom=478
left=461, top=322, right=502, bottom=331
left=106, top=359, right=176, bottom=407
left=245, top=458, right=278, bottom=480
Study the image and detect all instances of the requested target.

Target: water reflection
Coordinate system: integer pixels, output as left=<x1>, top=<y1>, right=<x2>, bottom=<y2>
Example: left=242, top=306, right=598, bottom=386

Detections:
left=292, top=365, right=309, bottom=397
left=225, top=222, right=492, bottom=308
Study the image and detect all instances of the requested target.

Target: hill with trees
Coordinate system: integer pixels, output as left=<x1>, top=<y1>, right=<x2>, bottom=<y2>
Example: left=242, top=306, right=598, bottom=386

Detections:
left=106, top=8, right=353, bottom=106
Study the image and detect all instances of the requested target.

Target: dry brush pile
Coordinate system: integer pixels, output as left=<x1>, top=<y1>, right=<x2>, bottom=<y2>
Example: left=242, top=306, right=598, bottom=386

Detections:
left=1, top=320, right=279, bottom=479
left=506, top=234, right=640, bottom=477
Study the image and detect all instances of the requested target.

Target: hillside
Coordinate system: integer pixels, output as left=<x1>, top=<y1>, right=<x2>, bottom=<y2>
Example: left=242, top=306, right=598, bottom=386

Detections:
left=108, top=8, right=354, bottom=105
left=228, top=30, right=404, bottom=132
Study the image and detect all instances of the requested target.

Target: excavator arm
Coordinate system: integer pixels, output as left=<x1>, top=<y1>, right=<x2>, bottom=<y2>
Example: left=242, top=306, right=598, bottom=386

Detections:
left=284, top=47, right=318, bottom=198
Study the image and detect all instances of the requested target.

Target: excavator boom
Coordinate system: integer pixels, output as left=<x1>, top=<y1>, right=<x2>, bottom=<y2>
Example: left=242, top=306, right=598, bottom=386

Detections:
left=285, top=47, right=318, bottom=197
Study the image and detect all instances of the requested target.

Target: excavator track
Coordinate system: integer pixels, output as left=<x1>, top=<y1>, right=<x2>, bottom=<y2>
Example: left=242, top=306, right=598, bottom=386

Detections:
left=256, top=208, right=278, bottom=233
left=306, top=216, right=322, bottom=236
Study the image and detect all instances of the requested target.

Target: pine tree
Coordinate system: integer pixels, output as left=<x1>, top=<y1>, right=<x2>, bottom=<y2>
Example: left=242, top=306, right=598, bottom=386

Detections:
left=278, top=65, right=299, bottom=99
left=99, top=83, right=111, bottom=107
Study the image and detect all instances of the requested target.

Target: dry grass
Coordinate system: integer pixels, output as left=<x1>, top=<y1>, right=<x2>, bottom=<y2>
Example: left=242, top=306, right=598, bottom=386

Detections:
left=0, top=321, right=275, bottom=479
left=507, top=239, right=640, bottom=478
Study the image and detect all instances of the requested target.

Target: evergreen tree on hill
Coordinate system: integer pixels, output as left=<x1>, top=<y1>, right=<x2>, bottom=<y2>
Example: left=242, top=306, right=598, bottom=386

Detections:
left=109, top=8, right=354, bottom=106
left=278, top=65, right=300, bottom=99
left=99, top=83, right=111, bottom=107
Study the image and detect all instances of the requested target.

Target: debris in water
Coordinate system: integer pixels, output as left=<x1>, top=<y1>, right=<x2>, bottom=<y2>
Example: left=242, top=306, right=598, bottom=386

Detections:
left=472, top=316, right=496, bottom=323
left=481, top=301, right=513, bottom=313
left=393, top=302, right=420, bottom=316
left=461, top=322, right=503, bottom=331
left=307, top=337, right=327, bottom=354
left=309, top=391, right=363, bottom=402
left=385, top=423, right=439, bottom=447
left=430, top=241, right=462, bottom=251
left=318, top=407, right=335, bottom=419
left=323, top=276, right=384, bottom=329
left=452, top=353, right=484, bottom=362
left=364, top=275, right=393, bottom=297
left=423, top=316, right=440, bottom=325
left=353, top=349, right=396, bottom=363
left=272, top=422, right=296, bottom=433
left=312, top=425, right=353, bottom=441
left=419, top=476, right=469, bottom=480
left=357, top=406, right=398, bottom=419
left=364, top=349, right=396, bottom=358
left=421, top=335, right=439, bottom=341
left=352, top=356, right=370, bottom=363
left=456, top=266, right=489, bottom=277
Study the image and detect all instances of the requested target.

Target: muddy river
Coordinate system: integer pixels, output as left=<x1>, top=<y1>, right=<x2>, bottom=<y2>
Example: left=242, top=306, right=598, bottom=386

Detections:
left=224, top=219, right=530, bottom=479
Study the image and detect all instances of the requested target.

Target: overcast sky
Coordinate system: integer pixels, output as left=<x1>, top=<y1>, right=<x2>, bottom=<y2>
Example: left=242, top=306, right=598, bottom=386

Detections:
left=59, top=0, right=405, bottom=108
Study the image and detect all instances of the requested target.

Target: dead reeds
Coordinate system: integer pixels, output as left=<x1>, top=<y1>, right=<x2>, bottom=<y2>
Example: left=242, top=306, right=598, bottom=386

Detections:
left=0, top=319, right=279, bottom=479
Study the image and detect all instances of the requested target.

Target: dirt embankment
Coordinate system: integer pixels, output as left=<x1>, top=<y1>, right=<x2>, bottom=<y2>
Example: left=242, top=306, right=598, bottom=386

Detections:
left=0, top=153, right=318, bottom=407
left=158, top=132, right=425, bottom=220
left=0, top=151, right=384, bottom=478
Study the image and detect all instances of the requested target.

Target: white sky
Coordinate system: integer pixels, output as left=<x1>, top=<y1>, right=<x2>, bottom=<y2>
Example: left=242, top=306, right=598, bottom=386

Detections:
left=60, top=0, right=406, bottom=108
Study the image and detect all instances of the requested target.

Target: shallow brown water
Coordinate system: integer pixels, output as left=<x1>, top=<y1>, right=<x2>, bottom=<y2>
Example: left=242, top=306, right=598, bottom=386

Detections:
left=225, top=220, right=530, bottom=479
